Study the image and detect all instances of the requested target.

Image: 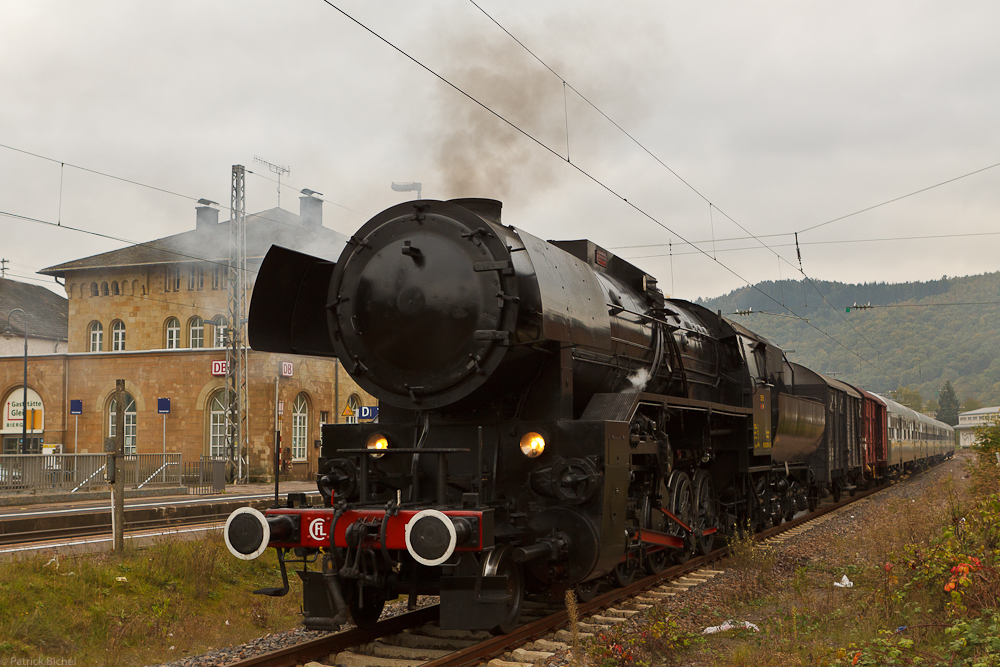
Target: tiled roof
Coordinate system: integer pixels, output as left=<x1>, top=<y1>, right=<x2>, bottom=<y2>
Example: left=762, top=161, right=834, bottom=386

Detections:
left=0, top=278, right=68, bottom=340
left=39, top=207, right=348, bottom=276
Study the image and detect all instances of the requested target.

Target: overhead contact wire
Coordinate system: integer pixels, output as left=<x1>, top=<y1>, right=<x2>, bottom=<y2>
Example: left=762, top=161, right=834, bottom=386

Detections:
left=464, top=0, right=892, bottom=373
left=315, top=0, right=901, bottom=387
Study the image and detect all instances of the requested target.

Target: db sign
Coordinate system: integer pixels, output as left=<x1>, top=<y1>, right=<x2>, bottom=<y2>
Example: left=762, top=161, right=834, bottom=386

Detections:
left=359, top=406, right=379, bottom=420
left=211, top=360, right=227, bottom=376
left=281, top=362, right=293, bottom=377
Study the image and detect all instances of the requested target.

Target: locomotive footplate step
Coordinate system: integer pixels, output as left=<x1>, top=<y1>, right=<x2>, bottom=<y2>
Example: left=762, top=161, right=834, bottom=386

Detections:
left=439, top=574, right=513, bottom=629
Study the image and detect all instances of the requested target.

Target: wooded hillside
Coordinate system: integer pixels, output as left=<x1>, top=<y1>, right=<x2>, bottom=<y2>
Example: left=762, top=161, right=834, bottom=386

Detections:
left=694, top=271, right=1000, bottom=410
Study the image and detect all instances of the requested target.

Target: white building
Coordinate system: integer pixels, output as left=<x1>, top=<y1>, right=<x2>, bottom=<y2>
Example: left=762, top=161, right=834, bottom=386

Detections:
left=955, top=406, right=1000, bottom=448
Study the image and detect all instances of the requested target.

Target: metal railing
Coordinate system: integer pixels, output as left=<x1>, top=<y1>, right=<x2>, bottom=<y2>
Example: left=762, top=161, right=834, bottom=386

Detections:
left=182, top=457, right=227, bottom=495
left=0, top=453, right=183, bottom=493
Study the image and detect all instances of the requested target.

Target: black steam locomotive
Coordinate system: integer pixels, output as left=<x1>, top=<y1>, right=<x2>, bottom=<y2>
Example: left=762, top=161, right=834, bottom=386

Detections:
left=224, top=198, right=840, bottom=633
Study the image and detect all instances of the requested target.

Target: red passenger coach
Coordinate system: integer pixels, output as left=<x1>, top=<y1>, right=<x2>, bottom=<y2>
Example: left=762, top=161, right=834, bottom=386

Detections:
left=860, top=390, right=888, bottom=482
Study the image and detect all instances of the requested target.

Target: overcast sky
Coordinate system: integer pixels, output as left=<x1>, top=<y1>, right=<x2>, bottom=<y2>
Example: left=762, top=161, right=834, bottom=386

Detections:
left=2, top=0, right=998, bottom=301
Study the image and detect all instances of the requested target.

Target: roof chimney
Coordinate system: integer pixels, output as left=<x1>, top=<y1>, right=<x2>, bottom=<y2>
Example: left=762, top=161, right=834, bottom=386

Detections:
left=299, top=194, right=323, bottom=228
left=196, top=205, right=219, bottom=230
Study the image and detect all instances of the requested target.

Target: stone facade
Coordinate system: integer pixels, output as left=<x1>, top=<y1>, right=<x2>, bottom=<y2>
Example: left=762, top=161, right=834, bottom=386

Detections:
left=1, top=200, right=376, bottom=479
left=0, top=348, right=368, bottom=478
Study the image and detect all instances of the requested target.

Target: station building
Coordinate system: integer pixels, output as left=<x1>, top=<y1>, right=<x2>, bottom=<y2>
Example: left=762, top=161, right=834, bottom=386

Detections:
left=955, top=406, right=1000, bottom=448
left=0, top=195, right=375, bottom=480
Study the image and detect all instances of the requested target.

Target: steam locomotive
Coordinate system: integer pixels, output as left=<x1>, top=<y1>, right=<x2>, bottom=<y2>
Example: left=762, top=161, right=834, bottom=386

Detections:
left=223, top=198, right=953, bottom=633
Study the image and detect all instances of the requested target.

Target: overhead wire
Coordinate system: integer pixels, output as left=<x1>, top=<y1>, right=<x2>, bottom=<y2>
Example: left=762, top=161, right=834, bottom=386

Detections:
left=244, top=169, right=365, bottom=216
left=464, top=0, right=897, bottom=376
left=0, top=209, right=247, bottom=277
left=621, top=230, right=1000, bottom=259
left=799, top=160, right=1000, bottom=234
left=314, top=0, right=901, bottom=387
left=0, top=143, right=361, bottom=245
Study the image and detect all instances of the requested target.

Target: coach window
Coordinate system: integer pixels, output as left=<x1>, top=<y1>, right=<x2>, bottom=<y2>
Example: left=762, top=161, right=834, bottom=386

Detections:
left=89, top=321, right=104, bottom=352
left=292, top=394, right=308, bottom=461
left=208, top=392, right=227, bottom=458
left=108, top=392, right=137, bottom=455
left=111, top=320, right=126, bottom=351
left=346, top=394, right=361, bottom=425
left=189, top=317, right=204, bottom=348
left=165, top=318, right=180, bottom=349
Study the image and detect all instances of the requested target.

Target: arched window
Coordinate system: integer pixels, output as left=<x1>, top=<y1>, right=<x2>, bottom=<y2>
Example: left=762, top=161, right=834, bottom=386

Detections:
left=111, top=281, right=120, bottom=296
left=209, top=392, right=227, bottom=458
left=89, top=321, right=103, bottom=352
left=109, top=392, right=137, bottom=455
left=90, top=282, right=99, bottom=297
left=165, top=318, right=180, bottom=349
left=67, top=284, right=74, bottom=299
left=212, top=316, right=226, bottom=348
left=101, top=282, right=110, bottom=296
left=112, top=320, right=125, bottom=351
left=132, top=280, right=139, bottom=296
left=346, top=394, right=361, bottom=425
left=292, top=394, right=308, bottom=460
left=189, top=317, right=204, bottom=348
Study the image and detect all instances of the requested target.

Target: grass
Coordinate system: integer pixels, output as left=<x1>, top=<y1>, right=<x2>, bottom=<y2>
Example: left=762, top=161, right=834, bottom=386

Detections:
left=578, top=451, right=996, bottom=666
left=0, top=534, right=303, bottom=666
left=681, top=451, right=1000, bottom=666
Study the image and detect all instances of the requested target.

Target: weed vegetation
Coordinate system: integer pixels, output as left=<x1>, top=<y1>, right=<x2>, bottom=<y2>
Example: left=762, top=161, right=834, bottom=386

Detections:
left=578, top=441, right=1000, bottom=666
left=0, top=534, right=301, bottom=666
left=694, top=446, right=1000, bottom=666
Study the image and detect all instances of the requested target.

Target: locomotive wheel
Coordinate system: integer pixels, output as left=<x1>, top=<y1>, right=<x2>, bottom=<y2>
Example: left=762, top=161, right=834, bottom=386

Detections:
left=612, top=557, right=640, bottom=587
left=484, top=547, right=524, bottom=635
left=575, top=579, right=601, bottom=603
left=347, top=584, right=387, bottom=628
left=668, top=472, right=695, bottom=564
left=691, top=469, right=718, bottom=556
left=641, top=482, right=671, bottom=574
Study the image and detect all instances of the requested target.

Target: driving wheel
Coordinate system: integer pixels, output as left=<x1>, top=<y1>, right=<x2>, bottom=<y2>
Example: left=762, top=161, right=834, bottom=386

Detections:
left=483, top=547, right=524, bottom=635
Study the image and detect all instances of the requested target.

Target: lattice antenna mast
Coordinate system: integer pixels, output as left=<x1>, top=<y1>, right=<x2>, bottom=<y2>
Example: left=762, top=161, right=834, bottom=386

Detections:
left=226, top=165, right=250, bottom=483
left=253, top=156, right=290, bottom=207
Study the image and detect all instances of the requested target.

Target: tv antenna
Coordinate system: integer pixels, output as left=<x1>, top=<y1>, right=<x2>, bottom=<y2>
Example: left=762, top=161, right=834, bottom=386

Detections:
left=253, top=156, right=290, bottom=207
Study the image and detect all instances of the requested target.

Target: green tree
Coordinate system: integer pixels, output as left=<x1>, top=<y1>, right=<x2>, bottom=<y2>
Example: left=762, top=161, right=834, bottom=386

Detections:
left=963, top=397, right=984, bottom=412
left=936, top=380, right=960, bottom=425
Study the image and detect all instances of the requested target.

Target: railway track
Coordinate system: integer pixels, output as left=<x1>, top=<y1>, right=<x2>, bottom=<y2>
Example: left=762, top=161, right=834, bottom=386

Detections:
left=0, top=494, right=311, bottom=548
left=225, top=480, right=889, bottom=667
left=0, top=512, right=233, bottom=547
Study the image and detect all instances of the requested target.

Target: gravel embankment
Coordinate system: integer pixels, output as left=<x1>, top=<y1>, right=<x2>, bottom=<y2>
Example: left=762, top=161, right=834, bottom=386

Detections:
left=152, top=596, right=436, bottom=667
left=160, top=455, right=968, bottom=667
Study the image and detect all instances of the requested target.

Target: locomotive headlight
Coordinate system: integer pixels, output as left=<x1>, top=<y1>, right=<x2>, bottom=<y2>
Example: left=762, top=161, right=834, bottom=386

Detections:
left=519, top=432, right=546, bottom=458
left=366, top=433, right=389, bottom=458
